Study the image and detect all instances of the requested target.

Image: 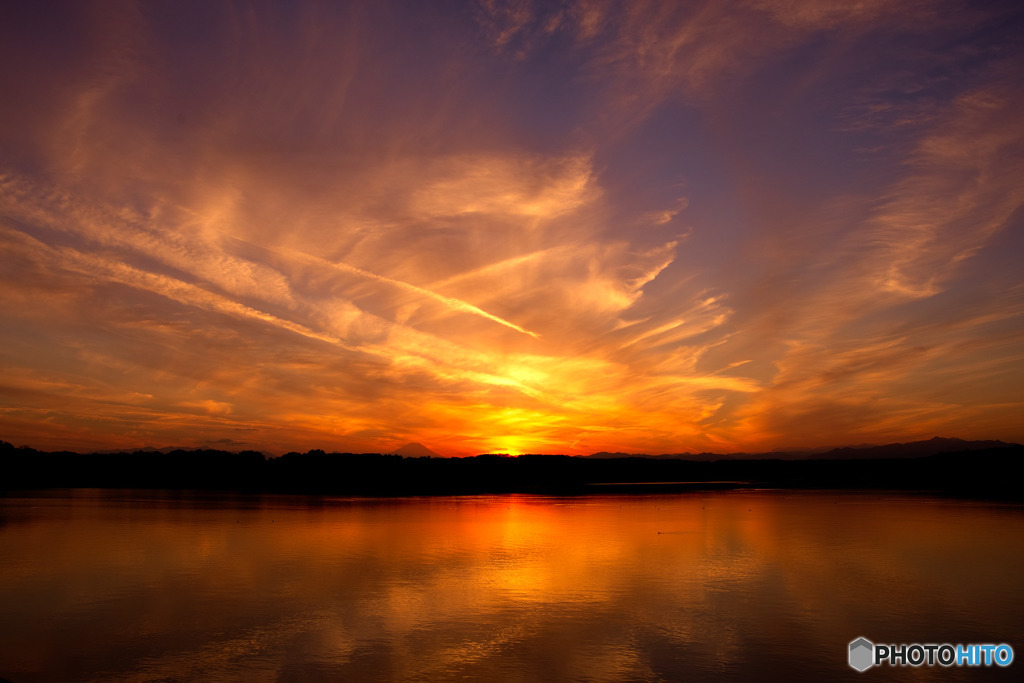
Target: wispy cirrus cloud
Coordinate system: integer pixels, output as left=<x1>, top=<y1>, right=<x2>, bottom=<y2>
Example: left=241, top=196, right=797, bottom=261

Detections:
left=725, top=73, right=1024, bottom=447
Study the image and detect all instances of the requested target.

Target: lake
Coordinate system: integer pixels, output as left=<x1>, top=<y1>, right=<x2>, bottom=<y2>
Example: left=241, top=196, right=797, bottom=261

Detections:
left=1, top=490, right=1021, bottom=681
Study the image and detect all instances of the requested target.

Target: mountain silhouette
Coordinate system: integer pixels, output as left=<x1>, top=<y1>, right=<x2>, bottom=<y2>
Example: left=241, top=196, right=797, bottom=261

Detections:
left=392, top=442, right=442, bottom=458
left=815, top=437, right=1014, bottom=460
left=588, top=437, right=1015, bottom=461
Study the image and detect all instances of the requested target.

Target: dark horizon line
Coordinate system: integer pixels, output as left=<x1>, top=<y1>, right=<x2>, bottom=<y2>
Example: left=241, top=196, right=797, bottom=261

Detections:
left=2, top=438, right=1021, bottom=501
left=3, top=435, right=1020, bottom=461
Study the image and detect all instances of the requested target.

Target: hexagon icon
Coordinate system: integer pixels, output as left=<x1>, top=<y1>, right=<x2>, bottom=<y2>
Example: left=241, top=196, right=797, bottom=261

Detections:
left=849, top=637, right=874, bottom=671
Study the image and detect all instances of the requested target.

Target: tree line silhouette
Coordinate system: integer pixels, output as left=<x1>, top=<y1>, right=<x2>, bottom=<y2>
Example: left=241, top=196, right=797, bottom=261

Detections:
left=2, top=439, right=1020, bottom=499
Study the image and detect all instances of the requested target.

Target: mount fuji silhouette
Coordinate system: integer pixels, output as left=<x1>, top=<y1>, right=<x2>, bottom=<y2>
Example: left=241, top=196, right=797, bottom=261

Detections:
left=392, top=442, right=442, bottom=458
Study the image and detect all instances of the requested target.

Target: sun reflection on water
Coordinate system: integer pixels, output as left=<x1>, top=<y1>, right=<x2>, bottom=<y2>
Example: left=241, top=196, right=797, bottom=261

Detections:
left=0, top=491, right=1022, bottom=681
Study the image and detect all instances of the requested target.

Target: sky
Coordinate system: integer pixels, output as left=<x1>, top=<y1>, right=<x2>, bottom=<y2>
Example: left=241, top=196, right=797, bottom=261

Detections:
left=1, top=0, right=1022, bottom=457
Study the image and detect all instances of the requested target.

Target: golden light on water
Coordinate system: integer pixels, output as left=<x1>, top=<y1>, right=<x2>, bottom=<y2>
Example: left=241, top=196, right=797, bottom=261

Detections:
left=3, top=491, right=1023, bottom=679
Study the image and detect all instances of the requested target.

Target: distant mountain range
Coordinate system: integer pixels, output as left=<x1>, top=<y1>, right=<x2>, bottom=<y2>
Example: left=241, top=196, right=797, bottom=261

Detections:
left=88, top=442, right=446, bottom=458
left=91, top=445, right=266, bottom=456
left=31, top=436, right=1019, bottom=461
left=809, top=437, right=1017, bottom=460
left=589, top=437, right=1019, bottom=461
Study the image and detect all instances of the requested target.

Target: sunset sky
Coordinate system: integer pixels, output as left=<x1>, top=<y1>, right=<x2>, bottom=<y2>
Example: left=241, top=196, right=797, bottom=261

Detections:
left=1, top=0, right=1022, bottom=457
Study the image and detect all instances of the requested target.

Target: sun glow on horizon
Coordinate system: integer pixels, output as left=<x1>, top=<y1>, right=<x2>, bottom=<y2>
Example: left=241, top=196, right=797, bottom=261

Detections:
left=485, top=438, right=533, bottom=457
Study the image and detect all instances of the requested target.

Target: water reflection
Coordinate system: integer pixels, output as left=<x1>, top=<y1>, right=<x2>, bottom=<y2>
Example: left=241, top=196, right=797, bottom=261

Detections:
left=1, top=490, right=1022, bottom=681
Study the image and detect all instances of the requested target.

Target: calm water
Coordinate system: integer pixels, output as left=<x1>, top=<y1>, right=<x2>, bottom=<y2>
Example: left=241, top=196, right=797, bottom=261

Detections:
left=1, top=490, right=1022, bottom=681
